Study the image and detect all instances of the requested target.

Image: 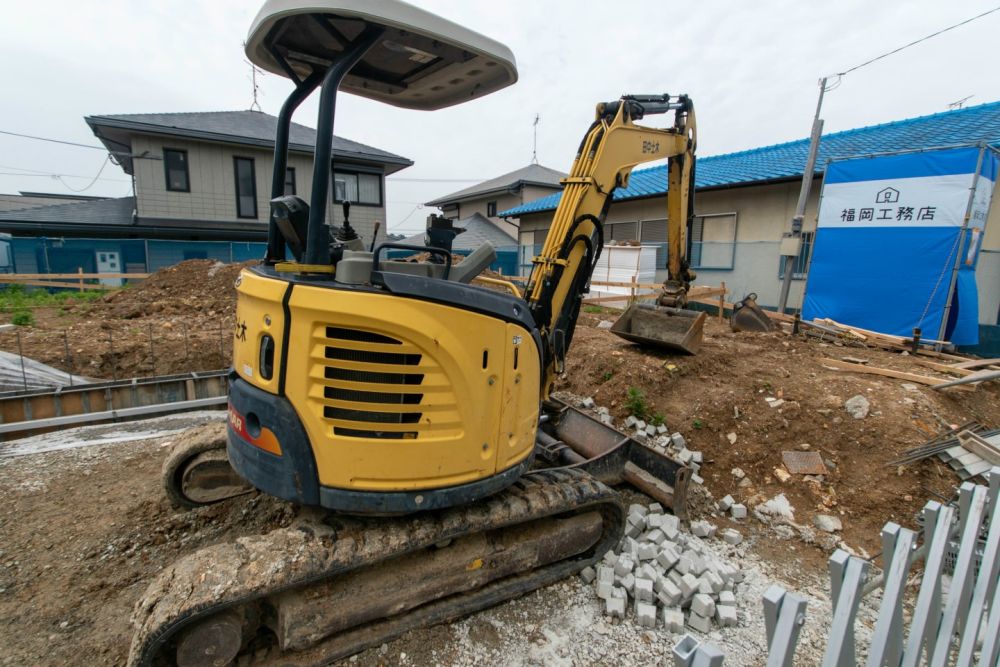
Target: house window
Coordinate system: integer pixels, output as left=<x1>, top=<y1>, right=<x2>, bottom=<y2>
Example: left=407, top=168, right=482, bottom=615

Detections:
left=688, top=213, right=737, bottom=270
left=284, top=167, right=296, bottom=196
left=333, top=171, right=382, bottom=206
left=777, top=231, right=814, bottom=279
left=234, top=157, right=258, bottom=219
left=163, top=149, right=190, bottom=192
left=487, top=201, right=497, bottom=217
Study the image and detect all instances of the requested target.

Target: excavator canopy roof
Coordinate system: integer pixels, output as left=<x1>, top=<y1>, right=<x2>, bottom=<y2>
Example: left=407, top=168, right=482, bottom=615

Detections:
left=246, top=0, right=518, bottom=110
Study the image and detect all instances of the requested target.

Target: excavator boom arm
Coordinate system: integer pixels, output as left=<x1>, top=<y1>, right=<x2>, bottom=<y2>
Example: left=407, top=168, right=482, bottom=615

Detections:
left=526, top=95, right=696, bottom=395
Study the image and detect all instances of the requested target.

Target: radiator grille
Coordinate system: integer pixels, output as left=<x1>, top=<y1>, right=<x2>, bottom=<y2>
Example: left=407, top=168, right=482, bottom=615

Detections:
left=318, top=326, right=427, bottom=440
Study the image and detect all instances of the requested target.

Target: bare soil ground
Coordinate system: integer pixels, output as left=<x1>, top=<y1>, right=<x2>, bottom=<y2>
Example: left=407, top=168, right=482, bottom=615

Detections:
left=0, top=261, right=996, bottom=664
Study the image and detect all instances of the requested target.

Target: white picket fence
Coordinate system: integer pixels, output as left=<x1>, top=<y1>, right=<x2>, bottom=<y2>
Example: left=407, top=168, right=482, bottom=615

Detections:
left=675, top=467, right=1000, bottom=666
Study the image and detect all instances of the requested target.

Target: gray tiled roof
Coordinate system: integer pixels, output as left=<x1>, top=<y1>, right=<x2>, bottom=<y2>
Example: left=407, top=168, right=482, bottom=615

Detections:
left=86, top=110, right=412, bottom=168
left=425, top=163, right=565, bottom=207
left=403, top=213, right=517, bottom=251
left=0, top=196, right=135, bottom=226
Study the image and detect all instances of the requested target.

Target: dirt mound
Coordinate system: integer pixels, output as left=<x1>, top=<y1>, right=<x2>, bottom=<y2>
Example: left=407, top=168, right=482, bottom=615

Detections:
left=563, top=312, right=1000, bottom=555
left=100, top=259, right=250, bottom=320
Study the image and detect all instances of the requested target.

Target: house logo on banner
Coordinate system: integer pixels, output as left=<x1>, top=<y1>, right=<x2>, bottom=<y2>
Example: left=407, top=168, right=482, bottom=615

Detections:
left=839, top=186, right=938, bottom=223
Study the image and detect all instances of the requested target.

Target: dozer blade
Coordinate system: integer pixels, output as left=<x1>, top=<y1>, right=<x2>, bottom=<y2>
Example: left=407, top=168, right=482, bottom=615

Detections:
left=610, top=302, right=707, bottom=355
left=128, top=468, right=624, bottom=667
left=730, top=292, right=774, bottom=333
left=537, top=398, right=691, bottom=520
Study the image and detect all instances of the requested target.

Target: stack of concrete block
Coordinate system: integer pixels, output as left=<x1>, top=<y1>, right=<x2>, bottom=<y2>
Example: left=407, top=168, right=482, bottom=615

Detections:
left=581, top=502, right=743, bottom=633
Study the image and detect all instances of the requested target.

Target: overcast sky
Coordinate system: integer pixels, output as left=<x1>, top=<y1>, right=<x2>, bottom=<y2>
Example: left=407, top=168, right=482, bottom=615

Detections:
left=2, top=1, right=999, bottom=234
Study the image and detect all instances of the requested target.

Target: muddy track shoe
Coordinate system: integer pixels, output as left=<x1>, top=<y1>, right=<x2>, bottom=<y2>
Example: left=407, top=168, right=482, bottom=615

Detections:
left=129, top=468, right=624, bottom=666
left=162, top=422, right=253, bottom=509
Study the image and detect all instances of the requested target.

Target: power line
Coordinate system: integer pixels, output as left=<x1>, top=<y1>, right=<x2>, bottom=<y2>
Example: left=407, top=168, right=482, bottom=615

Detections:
left=56, top=155, right=111, bottom=193
left=0, top=170, right=129, bottom=183
left=388, top=204, right=425, bottom=231
left=0, top=129, right=111, bottom=152
left=837, top=5, right=1000, bottom=76
left=386, top=176, right=484, bottom=183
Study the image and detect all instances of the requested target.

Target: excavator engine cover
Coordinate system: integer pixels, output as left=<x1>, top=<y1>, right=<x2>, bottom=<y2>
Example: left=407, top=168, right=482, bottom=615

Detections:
left=610, top=303, right=706, bottom=355
left=731, top=293, right=774, bottom=333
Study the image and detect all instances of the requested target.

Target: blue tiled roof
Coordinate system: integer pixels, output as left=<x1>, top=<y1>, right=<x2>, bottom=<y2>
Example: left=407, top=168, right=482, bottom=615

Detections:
left=500, top=100, right=1000, bottom=217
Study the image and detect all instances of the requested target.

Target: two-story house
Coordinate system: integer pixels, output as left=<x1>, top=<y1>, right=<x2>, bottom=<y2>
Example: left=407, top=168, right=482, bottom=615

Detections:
left=0, top=110, right=411, bottom=275
left=425, top=163, right=564, bottom=241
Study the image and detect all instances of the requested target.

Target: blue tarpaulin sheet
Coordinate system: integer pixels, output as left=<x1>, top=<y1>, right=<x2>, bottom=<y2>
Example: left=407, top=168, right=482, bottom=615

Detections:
left=803, top=146, right=997, bottom=345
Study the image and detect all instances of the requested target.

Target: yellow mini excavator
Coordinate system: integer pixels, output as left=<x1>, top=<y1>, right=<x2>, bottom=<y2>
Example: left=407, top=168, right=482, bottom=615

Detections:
left=130, top=2, right=697, bottom=665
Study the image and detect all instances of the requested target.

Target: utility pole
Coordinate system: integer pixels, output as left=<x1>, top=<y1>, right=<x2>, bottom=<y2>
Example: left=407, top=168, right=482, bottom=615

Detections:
left=531, top=113, right=540, bottom=164
left=777, top=77, right=827, bottom=314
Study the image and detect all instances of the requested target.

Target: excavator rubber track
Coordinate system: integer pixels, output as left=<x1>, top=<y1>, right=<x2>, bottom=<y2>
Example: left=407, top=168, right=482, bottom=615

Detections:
left=161, top=422, right=252, bottom=509
left=129, top=468, right=624, bottom=667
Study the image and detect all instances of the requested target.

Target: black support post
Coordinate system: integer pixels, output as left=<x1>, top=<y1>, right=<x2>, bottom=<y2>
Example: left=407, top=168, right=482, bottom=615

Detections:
left=266, top=70, right=324, bottom=262
left=304, top=26, right=384, bottom=267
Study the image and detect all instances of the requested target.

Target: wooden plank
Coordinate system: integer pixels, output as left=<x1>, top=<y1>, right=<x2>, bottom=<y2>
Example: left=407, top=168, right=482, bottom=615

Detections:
left=913, top=359, right=975, bottom=376
left=931, top=370, right=1000, bottom=390
left=0, top=272, right=149, bottom=280
left=951, top=357, right=1000, bottom=370
left=818, top=358, right=974, bottom=392
left=0, top=279, right=117, bottom=291
left=957, top=431, right=1000, bottom=466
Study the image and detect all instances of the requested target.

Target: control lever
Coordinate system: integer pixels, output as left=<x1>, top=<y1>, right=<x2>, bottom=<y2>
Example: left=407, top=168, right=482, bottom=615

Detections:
left=336, top=200, right=359, bottom=242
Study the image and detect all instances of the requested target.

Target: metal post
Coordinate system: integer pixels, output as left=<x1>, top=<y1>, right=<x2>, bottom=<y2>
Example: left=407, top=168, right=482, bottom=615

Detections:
left=937, top=144, right=986, bottom=344
left=63, top=330, right=72, bottom=386
left=108, top=328, right=117, bottom=382
left=15, top=330, right=27, bottom=391
left=822, top=553, right=870, bottom=667
left=777, top=77, right=827, bottom=314
left=866, top=523, right=915, bottom=667
left=148, top=322, right=155, bottom=375
left=901, top=502, right=953, bottom=667
left=266, top=70, right=324, bottom=262
left=304, top=26, right=385, bottom=267
left=763, top=585, right=808, bottom=667
left=955, top=468, right=1000, bottom=666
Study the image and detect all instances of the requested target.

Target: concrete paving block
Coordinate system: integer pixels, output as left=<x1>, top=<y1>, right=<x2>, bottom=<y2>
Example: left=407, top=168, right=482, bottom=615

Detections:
left=605, top=595, right=626, bottom=619
left=648, top=501, right=664, bottom=513
left=597, top=565, right=615, bottom=583
left=697, top=577, right=714, bottom=596
left=718, top=494, right=735, bottom=512
left=625, top=415, right=638, bottom=429
left=596, top=580, right=614, bottom=600
left=642, top=528, right=666, bottom=545
left=671, top=432, right=687, bottom=449
left=716, top=604, right=738, bottom=628
left=619, top=572, right=635, bottom=595
left=646, top=513, right=664, bottom=529
left=625, top=522, right=642, bottom=539
left=627, top=510, right=647, bottom=529
left=657, top=583, right=683, bottom=608
left=637, top=543, right=658, bottom=561
left=657, top=546, right=680, bottom=571
left=645, top=424, right=657, bottom=437
left=656, top=424, right=668, bottom=435
left=691, top=520, right=714, bottom=538
left=581, top=397, right=596, bottom=409
left=629, top=503, right=649, bottom=517
left=661, top=515, right=680, bottom=540
left=680, top=573, right=699, bottom=599
left=635, top=577, right=654, bottom=603
left=720, top=528, right=743, bottom=545
left=667, top=569, right=685, bottom=587
left=603, top=550, right=617, bottom=566
left=613, top=554, right=634, bottom=577
left=662, top=607, right=685, bottom=633
left=636, top=601, right=657, bottom=628
left=690, top=473, right=704, bottom=486
left=730, top=504, right=748, bottom=520
left=676, top=554, right=692, bottom=575
left=675, top=448, right=693, bottom=465
left=718, top=590, right=737, bottom=607
left=638, top=563, right=659, bottom=581
left=691, top=593, right=716, bottom=619
left=687, top=610, right=714, bottom=633
left=580, top=566, right=596, bottom=584
left=687, top=554, right=707, bottom=577
left=634, top=419, right=647, bottom=432
left=703, top=571, right=724, bottom=594
left=691, top=451, right=703, bottom=464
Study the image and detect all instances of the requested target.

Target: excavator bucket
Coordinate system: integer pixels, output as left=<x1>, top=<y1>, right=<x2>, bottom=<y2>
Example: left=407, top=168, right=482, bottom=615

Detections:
left=537, top=398, right=691, bottom=519
left=730, top=293, right=774, bottom=333
left=610, top=303, right=707, bottom=355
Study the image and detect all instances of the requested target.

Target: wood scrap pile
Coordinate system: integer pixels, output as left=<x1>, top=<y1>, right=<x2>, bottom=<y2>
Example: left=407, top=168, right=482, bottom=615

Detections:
left=765, top=313, right=957, bottom=354
left=890, top=422, right=1000, bottom=482
left=819, top=356, right=1000, bottom=392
